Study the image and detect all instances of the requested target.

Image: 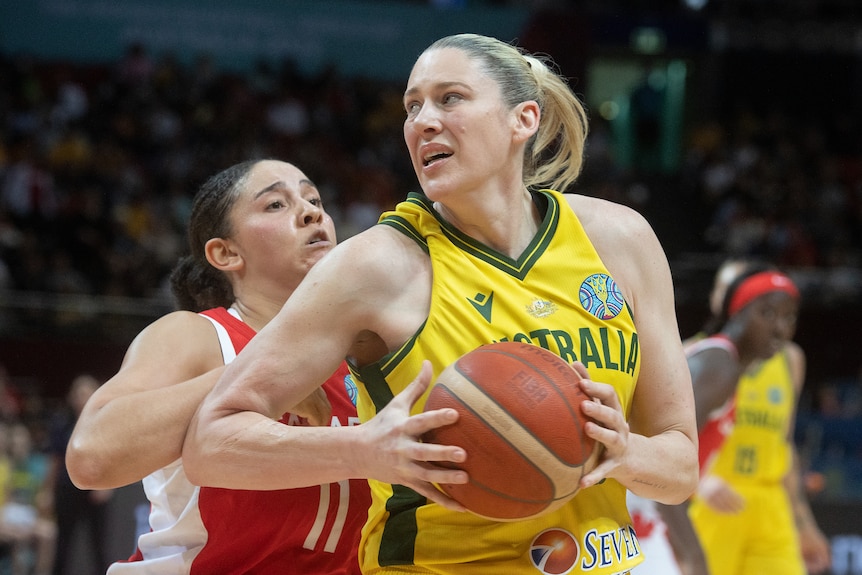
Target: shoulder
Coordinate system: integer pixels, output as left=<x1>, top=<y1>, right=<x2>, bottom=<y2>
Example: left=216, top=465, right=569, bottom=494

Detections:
left=782, top=340, right=806, bottom=394
left=561, top=193, right=666, bottom=308
left=321, top=224, right=430, bottom=285
left=122, top=310, right=222, bottom=375
left=563, top=194, right=661, bottom=278
left=688, top=342, right=741, bottom=383
left=133, top=309, right=216, bottom=341
left=562, top=193, right=654, bottom=240
left=277, top=225, right=432, bottom=361
left=784, top=340, right=805, bottom=364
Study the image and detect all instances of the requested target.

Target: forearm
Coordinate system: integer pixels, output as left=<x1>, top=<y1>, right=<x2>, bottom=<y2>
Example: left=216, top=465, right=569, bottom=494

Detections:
left=183, top=411, right=364, bottom=489
left=67, top=369, right=222, bottom=489
left=786, top=450, right=821, bottom=533
left=618, top=430, right=699, bottom=504
left=656, top=499, right=709, bottom=572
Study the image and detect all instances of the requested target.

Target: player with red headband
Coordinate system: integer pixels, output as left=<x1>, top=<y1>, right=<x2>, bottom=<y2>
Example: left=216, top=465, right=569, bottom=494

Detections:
left=629, top=260, right=830, bottom=575
left=688, top=266, right=799, bottom=473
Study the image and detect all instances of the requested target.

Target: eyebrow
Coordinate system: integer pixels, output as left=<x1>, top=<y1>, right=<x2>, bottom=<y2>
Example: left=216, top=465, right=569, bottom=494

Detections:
left=253, top=178, right=317, bottom=200
left=403, top=81, right=471, bottom=99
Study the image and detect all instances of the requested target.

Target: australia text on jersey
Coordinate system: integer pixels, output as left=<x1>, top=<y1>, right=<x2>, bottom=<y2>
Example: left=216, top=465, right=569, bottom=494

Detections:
left=494, top=327, right=639, bottom=376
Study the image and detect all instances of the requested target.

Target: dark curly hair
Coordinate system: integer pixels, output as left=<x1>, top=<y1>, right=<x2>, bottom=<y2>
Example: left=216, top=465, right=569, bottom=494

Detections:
left=169, top=159, right=261, bottom=312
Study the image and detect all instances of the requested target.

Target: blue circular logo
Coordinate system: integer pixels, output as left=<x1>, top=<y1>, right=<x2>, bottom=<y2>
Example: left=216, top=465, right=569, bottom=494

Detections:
left=579, top=274, right=624, bottom=320
left=344, top=374, right=358, bottom=407
left=768, top=385, right=783, bottom=405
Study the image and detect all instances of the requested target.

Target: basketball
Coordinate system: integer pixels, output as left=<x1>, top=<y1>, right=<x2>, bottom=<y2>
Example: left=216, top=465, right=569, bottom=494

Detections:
left=422, top=341, right=599, bottom=521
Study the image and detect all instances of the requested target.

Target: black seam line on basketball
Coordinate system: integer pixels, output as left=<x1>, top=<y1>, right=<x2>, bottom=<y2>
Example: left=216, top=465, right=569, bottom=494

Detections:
left=438, top=384, right=559, bottom=504
left=461, top=347, right=592, bottom=462
left=439, top=378, right=587, bottom=498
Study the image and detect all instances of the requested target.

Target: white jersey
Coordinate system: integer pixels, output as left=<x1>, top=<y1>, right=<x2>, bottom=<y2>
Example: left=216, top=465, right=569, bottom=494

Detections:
left=106, top=309, right=237, bottom=574
left=627, top=492, right=682, bottom=575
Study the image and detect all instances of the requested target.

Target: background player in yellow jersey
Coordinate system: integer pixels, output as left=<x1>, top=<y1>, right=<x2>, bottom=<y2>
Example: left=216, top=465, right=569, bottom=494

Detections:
left=656, top=259, right=831, bottom=575
left=184, top=33, right=699, bottom=574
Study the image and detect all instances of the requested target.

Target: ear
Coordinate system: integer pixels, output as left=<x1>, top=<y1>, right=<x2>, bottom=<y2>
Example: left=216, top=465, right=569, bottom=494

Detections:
left=512, top=100, right=540, bottom=144
left=204, top=237, right=243, bottom=272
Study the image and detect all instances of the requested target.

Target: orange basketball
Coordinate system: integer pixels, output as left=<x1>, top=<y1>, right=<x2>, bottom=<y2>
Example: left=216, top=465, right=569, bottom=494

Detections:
left=422, top=341, right=599, bottom=521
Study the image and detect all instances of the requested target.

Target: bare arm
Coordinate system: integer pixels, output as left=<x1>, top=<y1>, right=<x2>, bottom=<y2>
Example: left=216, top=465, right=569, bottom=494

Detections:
left=784, top=342, right=831, bottom=574
left=183, top=228, right=469, bottom=507
left=66, top=311, right=224, bottom=489
left=656, top=501, right=709, bottom=575
left=569, top=196, right=699, bottom=504
left=688, top=349, right=741, bottom=430
left=650, top=339, right=742, bottom=574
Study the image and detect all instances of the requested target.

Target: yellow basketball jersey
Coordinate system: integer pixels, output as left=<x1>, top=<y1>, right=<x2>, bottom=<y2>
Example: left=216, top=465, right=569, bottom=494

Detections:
left=350, top=190, right=643, bottom=574
left=705, top=349, right=795, bottom=484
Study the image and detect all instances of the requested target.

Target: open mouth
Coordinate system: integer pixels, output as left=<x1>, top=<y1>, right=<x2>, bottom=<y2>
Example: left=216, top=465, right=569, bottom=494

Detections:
left=423, top=152, right=452, bottom=167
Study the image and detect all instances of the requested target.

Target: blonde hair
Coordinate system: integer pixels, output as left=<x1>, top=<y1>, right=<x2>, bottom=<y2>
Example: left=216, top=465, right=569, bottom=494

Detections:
left=426, top=34, right=588, bottom=192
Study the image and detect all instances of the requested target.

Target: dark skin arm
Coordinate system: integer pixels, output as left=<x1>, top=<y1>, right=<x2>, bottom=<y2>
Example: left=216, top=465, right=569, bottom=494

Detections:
left=655, top=346, right=742, bottom=575
left=784, top=342, right=831, bottom=574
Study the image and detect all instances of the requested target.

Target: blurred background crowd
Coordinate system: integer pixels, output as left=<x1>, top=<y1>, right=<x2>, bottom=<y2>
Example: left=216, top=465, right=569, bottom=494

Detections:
left=0, top=0, right=860, bottom=572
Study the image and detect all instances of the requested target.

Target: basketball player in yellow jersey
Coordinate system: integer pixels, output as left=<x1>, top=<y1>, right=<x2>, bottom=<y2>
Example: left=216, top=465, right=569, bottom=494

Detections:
left=657, top=260, right=831, bottom=575
left=687, top=264, right=831, bottom=575
left=351, top=189, right=642, bottom=574
left=184, top=34, right=699, bottom=574
left=690, top=342, right=804, bottom=575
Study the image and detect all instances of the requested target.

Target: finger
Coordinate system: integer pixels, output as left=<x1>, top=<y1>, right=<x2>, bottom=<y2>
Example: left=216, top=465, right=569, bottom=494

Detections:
left=398, top=360, right=435, bottom=407
left=414, top=461, right=469, bottom=485
left=580, top=379, right=622, bottom=409
left=410, top=482, right=466, bottom=512
left=720, top=496, right=743, bottom=514
left=407, top=407, right=460, bottom=438
left=582, top=401, right=627, bottom=437
left=569, top=360, right=590, bottom=380
left=579, top=460, right=611, bottom=489
left=582, top=419, right=619, bottom=450
left=414, top=435, right=466, bottom=465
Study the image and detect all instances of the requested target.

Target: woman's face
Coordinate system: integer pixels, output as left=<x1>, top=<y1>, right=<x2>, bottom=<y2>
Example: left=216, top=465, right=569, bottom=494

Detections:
left=223, top=160, right=337, bottom=294
left=742, top=292, right=799, bottom=360
left=403, top=47, right=524, bottom=201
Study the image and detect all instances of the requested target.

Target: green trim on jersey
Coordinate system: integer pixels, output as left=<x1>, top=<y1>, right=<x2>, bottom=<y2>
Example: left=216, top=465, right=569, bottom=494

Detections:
left=379, top=485, right=425, bottom=566
left=380, top=192, right=559, bottom=280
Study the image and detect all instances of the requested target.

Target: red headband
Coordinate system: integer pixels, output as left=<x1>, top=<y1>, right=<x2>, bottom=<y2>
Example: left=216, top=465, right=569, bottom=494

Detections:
left=727, top=271, right=800, bottom=317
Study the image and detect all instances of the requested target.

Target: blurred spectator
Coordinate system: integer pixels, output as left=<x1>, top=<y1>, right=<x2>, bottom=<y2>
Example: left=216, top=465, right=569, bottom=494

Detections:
left=0, top=422, right=55, bottom=575
left=45, top=375, right=111, bottom=575
left=48, top=67, right=88, bottom=130
left=115, top=43, right=153, bottom=90
left=0, top=366, right=22, bottom=423
left=0, top=40, right=858, bottom=307
left=816, top=366, right=862, bottom=421
left=0, top=135, right=59, bottom=225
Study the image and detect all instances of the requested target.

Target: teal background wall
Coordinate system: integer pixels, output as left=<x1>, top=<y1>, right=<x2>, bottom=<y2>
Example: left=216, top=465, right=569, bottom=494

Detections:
left=0, top=0, right=529, bottom=81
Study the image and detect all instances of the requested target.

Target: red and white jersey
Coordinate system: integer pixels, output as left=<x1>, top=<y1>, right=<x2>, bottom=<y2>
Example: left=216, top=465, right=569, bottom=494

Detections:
left=625, top=335, right=739, bottom=575
left=108, top=307, right=370, bottom=575
left=686, top=335, right=739, bottom=475
left=626, top=491, right=682, bottom=575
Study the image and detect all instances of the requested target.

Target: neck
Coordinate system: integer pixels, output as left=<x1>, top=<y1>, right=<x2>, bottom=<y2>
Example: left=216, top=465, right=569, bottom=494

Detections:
left=229, top=294, right=287, bottom=332
left=434, top=189, right=539, bottom=259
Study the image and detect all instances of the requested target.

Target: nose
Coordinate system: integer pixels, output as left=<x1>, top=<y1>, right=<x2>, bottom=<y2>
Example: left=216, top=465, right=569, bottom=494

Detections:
left=775, top=313, right=797, bottom=340
left=409, top=103, right=442, bottom=134
left=301, top=201, right=324, bottom=225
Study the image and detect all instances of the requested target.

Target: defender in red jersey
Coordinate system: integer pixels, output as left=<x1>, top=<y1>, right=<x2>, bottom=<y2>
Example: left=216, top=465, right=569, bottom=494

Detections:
left=66, top=160, right=372, bottom=574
